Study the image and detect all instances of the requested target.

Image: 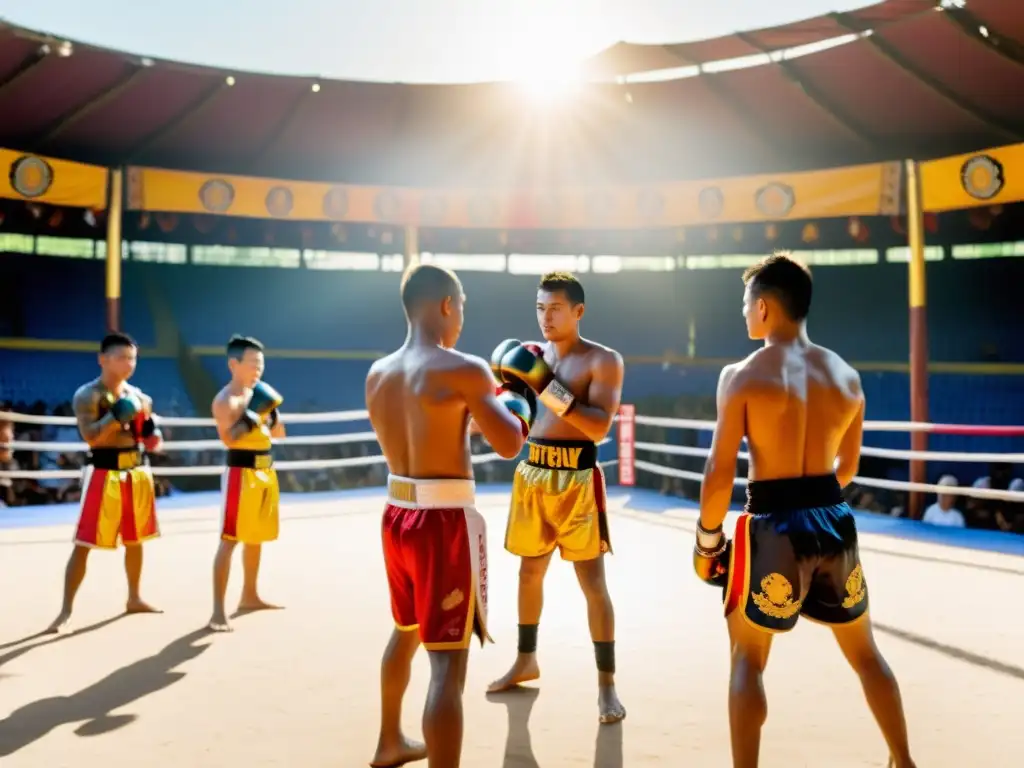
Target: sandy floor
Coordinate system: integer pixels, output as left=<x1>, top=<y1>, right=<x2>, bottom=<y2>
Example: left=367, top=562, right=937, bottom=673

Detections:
left=1, top=491, right=1021, bottom=767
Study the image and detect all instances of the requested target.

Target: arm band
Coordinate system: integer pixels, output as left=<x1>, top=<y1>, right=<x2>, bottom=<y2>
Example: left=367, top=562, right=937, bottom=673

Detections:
left=538, top=379, right=576, bottom=418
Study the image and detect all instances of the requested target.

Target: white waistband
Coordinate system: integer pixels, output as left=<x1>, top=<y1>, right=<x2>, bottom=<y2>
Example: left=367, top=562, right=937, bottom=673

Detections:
left=386, top=475, right=476, bottom=509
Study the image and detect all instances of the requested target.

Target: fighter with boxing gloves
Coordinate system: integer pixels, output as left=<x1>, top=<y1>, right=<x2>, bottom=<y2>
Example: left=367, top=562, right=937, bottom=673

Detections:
left=47, top=332, right=164, bottom=634
left=367, top=264, right=532, bottom=768
left=486, top=271, right=627, bottom=725
left=208, top=335, right=287, bottom=632
left=693, top=252, right=915, bottom=767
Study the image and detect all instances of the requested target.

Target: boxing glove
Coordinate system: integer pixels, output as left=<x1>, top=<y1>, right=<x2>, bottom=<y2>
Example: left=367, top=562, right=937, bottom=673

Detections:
left=110, top=394, right=143, bottom=426
left=249, top=381, right=284, bottom=416
left=490, top=339, right=522, bottom=384
left=492, top=341, right=576, bottom=418
left=139, top=416, right=163, bottom=453
left=693, top=521, right=730, bottom=587
left=229, top=409, right=261, bottom=441
left=497, top=386, right=536, bottom=437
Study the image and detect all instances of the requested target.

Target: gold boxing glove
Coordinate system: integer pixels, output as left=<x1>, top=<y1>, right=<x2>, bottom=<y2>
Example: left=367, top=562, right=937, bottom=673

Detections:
left=693, top=521, right=730, bottom=587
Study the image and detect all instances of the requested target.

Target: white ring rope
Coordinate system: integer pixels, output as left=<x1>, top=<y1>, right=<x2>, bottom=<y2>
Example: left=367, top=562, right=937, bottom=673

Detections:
left=632, top=441, right=1024, bottom=465
left=1, top=431, right=379, bottom=454
left=633, top=415, right=1024, bottom=435
left=0, top=399, right=615, bottom=481
left=2, top=401, right=1020, bottom=502
left=631, top=426, right=1024, bottom=504
left=0, top=410, right=370, bottom=428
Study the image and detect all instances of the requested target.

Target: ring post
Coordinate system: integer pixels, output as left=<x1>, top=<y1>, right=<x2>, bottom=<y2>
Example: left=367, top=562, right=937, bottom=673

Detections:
left=104, top=168, right=124, bottom=333
left=905, top=159, right=930, bottom=520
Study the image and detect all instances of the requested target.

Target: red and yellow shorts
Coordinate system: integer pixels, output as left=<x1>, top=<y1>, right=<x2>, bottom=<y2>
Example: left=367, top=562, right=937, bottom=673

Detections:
left=75, top=449, right=159, bottom=549
left=505, top=438, right=611, bottom=561
left=381, top=475, right=490, bottom=652
left=220, top=450, right=280, bottom=544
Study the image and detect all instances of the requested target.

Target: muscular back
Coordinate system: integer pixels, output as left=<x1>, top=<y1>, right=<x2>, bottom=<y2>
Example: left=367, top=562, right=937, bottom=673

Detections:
left=731, top=343, right=863, bottom=482
left=366, top=346, right=476, bottom=480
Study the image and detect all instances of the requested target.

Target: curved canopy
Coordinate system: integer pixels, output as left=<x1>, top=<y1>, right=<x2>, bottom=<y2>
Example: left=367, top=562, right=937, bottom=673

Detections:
left=0, top=0, right=1022, bottom=186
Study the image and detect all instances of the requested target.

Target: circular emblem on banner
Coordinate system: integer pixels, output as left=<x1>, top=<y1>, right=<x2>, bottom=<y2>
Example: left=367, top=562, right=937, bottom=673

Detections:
left=586, top=191, right=615, bottom=223
left=636, top=189, right=664, bottom=220
left=374, top=190, right=401, bottom=221
left=420, top=195, right=446, bottom=225
left=265, top=186, right=294, bottom=217
left=198, top=179, right=235, bottom=213
left=698, top=186, right=724, bottom=220
left=10, top=155, right=54, bottom=199
left=961, top=154, right=1004, bottom=201
left=755, top=182, right=796, bottom=218
left=468, top=195, right=499, bottom=225
left=322, top=187, right=349, bottom=219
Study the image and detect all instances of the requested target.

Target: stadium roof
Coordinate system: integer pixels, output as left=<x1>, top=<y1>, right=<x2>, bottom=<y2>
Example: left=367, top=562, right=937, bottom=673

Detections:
left=1, top=0, right=1023, bottom=187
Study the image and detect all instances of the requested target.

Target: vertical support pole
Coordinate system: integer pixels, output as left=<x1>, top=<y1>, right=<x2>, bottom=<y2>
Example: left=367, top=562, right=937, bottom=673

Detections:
left=905, top=159, right=929, bottom=520
left=405, top=225, right=419, bottom=268
left=105, top=168, right=124, bottom=332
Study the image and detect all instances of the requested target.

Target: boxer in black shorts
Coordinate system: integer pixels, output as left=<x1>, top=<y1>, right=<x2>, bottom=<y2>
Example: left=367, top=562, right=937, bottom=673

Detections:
left=692, top=252, right=916, bottom=768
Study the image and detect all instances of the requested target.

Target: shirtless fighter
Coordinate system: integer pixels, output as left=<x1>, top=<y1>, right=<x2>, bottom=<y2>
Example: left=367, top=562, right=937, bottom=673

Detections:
left=693, top=252, right=915, bottom=768
left=486, top=271, right=627, bottom=724
left=367, top=264, right=533, bottom=768
left=209, top=335, right=286, bottom=632
left=48, top=332, right=163, bottom=633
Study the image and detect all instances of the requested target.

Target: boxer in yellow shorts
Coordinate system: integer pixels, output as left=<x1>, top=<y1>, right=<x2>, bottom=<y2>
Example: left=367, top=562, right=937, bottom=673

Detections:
left=486, top=271, right=627, bottom=725
left=506, top=438, right=610, bottom=561
left=208, top=335, right=286, bottom=632
left=47, top=332, right=164, bottom=634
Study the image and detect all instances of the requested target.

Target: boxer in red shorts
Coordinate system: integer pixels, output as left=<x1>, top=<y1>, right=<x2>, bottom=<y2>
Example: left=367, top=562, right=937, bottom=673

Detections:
left=366, top=263, right=533, bottom=768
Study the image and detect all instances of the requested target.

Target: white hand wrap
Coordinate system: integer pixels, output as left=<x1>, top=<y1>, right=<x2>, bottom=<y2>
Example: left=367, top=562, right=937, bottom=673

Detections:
left=538, top=379, right=575, bottom=418
left=695, top=522, right=726, bottom=555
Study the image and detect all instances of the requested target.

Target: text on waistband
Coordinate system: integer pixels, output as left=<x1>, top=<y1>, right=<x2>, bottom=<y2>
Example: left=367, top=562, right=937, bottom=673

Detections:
left=528, top=443, right=585, bottom=470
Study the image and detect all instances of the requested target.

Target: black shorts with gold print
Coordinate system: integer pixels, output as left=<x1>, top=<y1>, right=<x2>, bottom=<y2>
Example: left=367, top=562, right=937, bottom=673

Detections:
left=724, top=474, right=868, bottom=633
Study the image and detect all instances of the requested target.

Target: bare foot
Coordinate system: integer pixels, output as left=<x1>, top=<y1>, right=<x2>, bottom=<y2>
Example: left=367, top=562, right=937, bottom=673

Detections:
left=44, top=610, right=73, bottom=635
left=370, top=735, right=427, bottom=767
left=236, top=597, right=283, bottom=613
left=207, top=609, right=233, bottom=633
left=598, top=685, right=626, bottom=724
left=125, top=598, right=163, bottom=615
left=487, top=653, right=540, bottom=693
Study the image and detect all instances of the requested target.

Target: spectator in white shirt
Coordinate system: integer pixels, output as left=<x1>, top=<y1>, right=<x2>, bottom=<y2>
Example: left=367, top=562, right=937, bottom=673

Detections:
left=922, top=474, right=966, bottom=528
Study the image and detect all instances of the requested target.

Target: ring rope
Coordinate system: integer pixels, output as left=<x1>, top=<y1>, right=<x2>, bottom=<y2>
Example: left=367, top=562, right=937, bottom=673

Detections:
left=3, top=400, right=1020, bottom=502
left=1, top=431, right=379, bottom=454
left=633, top=441, right=1024, bottom=465
left=631, top=458, right=1024, bottom=503
left=0, top=417, right=615, bottom=480
left=0, top=409, right=371, bottom=428
left=634, top=414, right=1024, bottom=437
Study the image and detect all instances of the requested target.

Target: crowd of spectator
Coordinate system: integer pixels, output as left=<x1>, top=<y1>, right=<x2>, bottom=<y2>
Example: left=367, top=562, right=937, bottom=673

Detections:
left=2, top=394, right=1022, bottom=535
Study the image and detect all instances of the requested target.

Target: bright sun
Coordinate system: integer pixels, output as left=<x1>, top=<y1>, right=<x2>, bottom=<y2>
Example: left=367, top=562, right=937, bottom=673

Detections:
left=510, top=47, right=583, bottom=104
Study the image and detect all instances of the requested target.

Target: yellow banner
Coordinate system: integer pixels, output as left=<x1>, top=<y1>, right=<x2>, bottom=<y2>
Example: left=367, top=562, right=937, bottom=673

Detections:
left=921, top=143, right=1024, bottom=212
left=127, top=162, right=902, bottom=230
left=0, top=149, right=108, bottom=209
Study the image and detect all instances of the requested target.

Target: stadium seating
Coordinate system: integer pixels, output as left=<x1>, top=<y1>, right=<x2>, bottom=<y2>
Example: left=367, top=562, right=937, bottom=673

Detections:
left=0, top=350, right=191, bottom=414
left=1, top=253, right=1021, bottom=473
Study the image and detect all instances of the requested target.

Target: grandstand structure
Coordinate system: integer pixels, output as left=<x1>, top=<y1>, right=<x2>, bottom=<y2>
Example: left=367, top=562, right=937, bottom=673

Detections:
left=0, top=0, right=1022, bottom=502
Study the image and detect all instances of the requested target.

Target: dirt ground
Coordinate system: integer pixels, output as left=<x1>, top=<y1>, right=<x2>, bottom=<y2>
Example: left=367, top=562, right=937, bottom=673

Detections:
left=1, top=490, right=1021, bottom=767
